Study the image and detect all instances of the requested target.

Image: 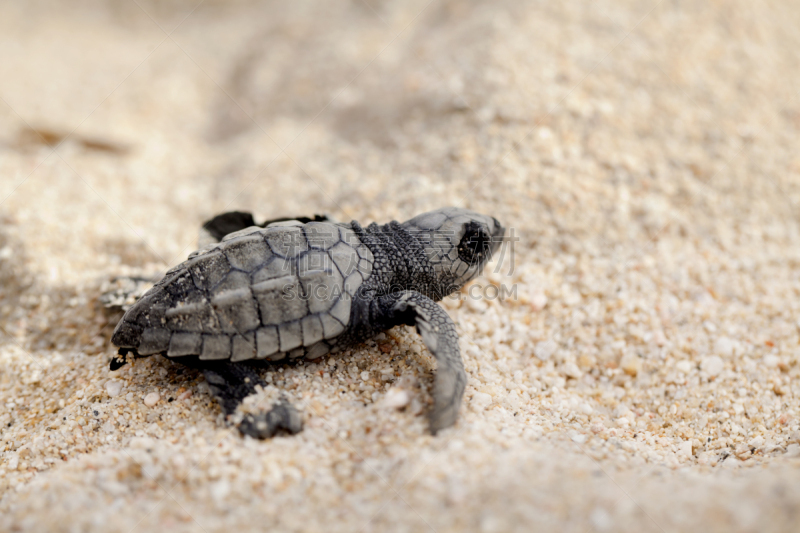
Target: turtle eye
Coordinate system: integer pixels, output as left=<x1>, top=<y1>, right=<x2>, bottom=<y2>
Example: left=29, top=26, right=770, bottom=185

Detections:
left=457, top=222, right=491, bottom=264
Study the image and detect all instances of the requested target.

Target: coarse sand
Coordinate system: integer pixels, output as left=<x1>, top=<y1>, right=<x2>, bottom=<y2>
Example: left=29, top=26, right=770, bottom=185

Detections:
left=2, top=1, right=800, bottom=531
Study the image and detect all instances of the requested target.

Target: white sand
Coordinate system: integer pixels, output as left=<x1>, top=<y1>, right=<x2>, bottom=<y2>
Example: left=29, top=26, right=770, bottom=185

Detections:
left=2, top=1, right=800, bottom=531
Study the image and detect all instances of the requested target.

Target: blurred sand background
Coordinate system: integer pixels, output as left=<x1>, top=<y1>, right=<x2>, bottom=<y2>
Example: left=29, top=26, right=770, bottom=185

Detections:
left=2, top=0, right=800, bottom=531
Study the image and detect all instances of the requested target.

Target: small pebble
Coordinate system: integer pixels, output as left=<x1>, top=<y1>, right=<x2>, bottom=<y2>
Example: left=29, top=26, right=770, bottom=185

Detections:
left=534, top=340, right=557, bottom=361
left=211, top=480, right=231, bottom=503
left=715, top=336, right=735, bottom=357
left=678, top=441, right=693, bottom=457
left=589, top=508, right=612, bottom=532
left=701, top=356, right=724, bottom=377
left=130, top=436, right=155, bottom=449
left=471, top=392, right=493, bottom=410
left=563, top=362, right=582, bottom=379
left=620, top=353, right=642, bottom=376
left=144, top=392, right=160, bottom=407
left=105, top=380, right=122, bottom=397
left=466, top=296, right=487, bottom=312
left=530, top=292, right=548, bottom=311
left=383, top=388, right=410, bottom=410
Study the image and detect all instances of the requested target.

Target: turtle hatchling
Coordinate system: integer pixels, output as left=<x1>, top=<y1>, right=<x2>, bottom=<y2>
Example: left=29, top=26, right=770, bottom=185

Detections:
left=110, top=207, right=504, bottom=438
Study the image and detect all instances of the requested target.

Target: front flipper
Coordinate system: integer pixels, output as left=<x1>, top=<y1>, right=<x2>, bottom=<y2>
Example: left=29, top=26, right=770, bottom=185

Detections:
left=376, top=291, right=466, bottom=434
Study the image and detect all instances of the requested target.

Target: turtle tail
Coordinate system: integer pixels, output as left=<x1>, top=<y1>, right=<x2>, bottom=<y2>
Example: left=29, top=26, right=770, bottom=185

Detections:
left=110, top=348, right=134, bottom=370
left=110, top=319, right=147, bottom=370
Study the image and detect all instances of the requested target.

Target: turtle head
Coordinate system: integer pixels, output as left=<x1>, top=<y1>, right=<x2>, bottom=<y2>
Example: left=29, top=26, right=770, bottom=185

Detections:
left=402, top=207, right=505, bottom=298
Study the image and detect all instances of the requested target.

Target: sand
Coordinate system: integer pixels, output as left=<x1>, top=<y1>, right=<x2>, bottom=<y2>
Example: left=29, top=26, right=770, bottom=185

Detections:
left=2, top=0, right=800, bottom=531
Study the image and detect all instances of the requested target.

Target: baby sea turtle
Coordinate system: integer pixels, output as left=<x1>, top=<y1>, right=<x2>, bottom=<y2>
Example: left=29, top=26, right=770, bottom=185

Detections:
left=111, top=207, right=504, bottom=438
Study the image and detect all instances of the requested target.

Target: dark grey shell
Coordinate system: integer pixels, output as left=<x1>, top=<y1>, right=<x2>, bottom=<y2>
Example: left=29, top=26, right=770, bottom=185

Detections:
left=111, top=221, right=374, bottom=363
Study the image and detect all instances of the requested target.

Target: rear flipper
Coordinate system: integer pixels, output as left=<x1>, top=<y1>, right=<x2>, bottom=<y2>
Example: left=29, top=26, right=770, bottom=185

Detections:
left=239, top=399, right=303, bottom=438
left=197, top=360, right=304, bottom=439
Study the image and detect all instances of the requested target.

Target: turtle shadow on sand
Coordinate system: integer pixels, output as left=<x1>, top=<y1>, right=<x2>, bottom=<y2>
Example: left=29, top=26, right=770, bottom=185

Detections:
left=206, top=1, right=502, bottom=148
left=0, top=217, right=114, bottom=355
